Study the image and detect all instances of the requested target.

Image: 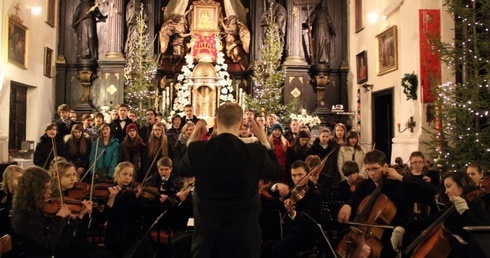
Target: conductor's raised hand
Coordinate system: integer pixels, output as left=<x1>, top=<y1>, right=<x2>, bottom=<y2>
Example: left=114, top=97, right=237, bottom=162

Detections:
left=251, top=119, right=269, bottom=148
left=188, top=119, right=207, bottom=145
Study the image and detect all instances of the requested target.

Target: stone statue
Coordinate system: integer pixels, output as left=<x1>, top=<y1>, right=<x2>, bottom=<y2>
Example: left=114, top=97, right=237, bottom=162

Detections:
left=221, top=15, right=250, bottom=64
left=261, top=0, right=287, bottom=44
left=72, top=0, right=107, bottom=61
left=310, top=0, right=335, bottom=64
left=125, top=0, right=147, bottom=57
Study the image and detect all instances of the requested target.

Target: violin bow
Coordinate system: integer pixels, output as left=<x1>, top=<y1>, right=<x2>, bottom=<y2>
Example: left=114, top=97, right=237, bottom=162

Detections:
left=88, top=137, right=100, bottom=203
left=281, top=147, right=336, bottom=222
left=80, top=147, right=106, bottom=182
left=51, top=137, right=65, bottom=206
left=141, top=141, right=164, bottom=186
left=288, top=147, right=336, bottom=197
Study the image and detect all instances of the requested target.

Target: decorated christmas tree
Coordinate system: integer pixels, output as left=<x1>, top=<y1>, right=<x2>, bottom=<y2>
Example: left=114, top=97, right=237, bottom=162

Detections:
left=246, top=5, right=294, bottom=118
left=124, top=4, right=158, bottom=123
left=428, top=0, right=490, bottom=171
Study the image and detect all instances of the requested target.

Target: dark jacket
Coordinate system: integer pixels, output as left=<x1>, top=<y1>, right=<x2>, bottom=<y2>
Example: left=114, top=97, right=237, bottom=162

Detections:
left=11, top=210, right=80, bottom=258
left=109, top=117, right=134, bottom=143
left=119, top=136, right=145, bottom=179
left=144, top=173, right=185, bottom=206
left=178, top=133, right=281, bottom=258
left=55, top=119, right=75, bottom=138
left=307, top=138, right=340, bottom=188
left=64, top=136, right=91, bottom=173
left=33, top=135, right=67, bottom=169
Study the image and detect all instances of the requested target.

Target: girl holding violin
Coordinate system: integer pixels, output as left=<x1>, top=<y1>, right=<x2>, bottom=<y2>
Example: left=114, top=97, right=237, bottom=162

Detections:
left=104, top=161, right=154, bottom=257
left=390, top=171, right=490, bottom=257
left=263, top=160, right=323, bottom=258
left=337, top=150, right=438, bottom=258
left=11, top=166, right=112, bottom=258
left=0, top=165, right=23, bottom=237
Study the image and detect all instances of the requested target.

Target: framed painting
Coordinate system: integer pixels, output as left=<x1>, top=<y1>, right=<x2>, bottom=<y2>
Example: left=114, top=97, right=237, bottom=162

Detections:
left=46, top=0, right=56, bottom=27
left=7, top=17, right=28, bottom=69
left=44, top=47, right=53, bottom=78
left=192, top=3, right=220, bottom=32
left=376, top=25, right=398, bottom=76
left=355, top=0, right=364, bottom=32
left=356, top=50, right=368, bottom=84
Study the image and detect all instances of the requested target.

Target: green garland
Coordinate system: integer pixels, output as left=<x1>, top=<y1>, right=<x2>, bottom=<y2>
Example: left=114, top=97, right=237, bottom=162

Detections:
left=401, top=72, right=418, bottom=100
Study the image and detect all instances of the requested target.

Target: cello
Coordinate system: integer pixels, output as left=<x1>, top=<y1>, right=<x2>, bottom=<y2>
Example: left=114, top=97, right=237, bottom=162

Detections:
left=336, top=178, right=397, bottom=258
left=403, top=186, right=490, bottom=258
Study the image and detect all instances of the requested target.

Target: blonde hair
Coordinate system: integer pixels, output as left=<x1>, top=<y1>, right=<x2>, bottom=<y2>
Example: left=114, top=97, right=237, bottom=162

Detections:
left=114, top=162, right=134, bottom=179
left=50, top=161, right=76, bottom=197
left=148, top=123, right=168, bottom=159
left=2, top=165, right=23, bottom=194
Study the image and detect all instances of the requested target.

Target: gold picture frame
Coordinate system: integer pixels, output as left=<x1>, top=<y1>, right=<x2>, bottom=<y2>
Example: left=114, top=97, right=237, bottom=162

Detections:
left=192, top=3, right=219, bottom=33
left=44, top=47, right=53, bottom=78
left=7, top=17, right=28, bottom=69
left=376, top=25, right=398, bottom=76
left=356, top=50, right=368, bottom=84
left=46, top=0, right=56, bottom=27
left=355, top=0, right=364, bottom=33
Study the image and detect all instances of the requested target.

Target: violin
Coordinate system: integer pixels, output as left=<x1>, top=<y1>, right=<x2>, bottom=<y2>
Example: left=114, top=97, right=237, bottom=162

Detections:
left=44, top=197, right=85, bottom=214
left=66, top=182, right=91, bottom=200
left=140, top=186, right=162, bottom=200
left=478, top=177, right=490, bottom=193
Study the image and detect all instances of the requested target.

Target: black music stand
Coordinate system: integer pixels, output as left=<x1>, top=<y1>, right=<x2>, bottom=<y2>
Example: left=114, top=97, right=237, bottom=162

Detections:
left=302, top=212, right=339, bottom=258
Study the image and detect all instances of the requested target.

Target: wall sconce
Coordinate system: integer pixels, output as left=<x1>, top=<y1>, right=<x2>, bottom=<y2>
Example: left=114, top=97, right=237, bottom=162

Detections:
left=361, top=83, right=373, bottom=92
left=397, top=116, right=416, bottom=133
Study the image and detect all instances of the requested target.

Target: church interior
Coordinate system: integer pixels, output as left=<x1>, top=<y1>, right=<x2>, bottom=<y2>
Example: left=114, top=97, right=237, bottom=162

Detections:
left=0, top=0, right=460, bottom=164
left=0, top=1, right=489, bottom=257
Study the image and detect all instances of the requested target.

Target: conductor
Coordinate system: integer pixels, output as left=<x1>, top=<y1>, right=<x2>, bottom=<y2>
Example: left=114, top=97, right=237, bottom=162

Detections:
left=179, top=103, right=281, bottom=258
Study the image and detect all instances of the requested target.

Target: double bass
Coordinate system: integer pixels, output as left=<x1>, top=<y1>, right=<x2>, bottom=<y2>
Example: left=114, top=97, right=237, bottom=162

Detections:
left=336, top=178, right=397, bottom=258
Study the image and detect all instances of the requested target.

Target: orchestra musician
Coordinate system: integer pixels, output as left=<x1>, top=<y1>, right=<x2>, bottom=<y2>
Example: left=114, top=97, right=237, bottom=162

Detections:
left=337, top=149, right=438, bottom=257
left=178, top=103, right=281, bottom=258
left=0, top=165, right=23, bottom=236
left=50, top=161, right=114, bottom=257
left=390, top=171, right=490, bottom=257
left=143, top=157, right=192, bottom=206
left=402, top=151, right=440, bottom=218
left=262, top=160, right=323, bottom=258
left=103, top=162, right=154, bottom=257
left=337, top=160, right=365, bottom=202
left=10, top=166, right=112, bottom=258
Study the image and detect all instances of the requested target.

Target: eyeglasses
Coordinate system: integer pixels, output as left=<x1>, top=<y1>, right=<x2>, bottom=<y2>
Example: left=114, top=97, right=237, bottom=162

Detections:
left=365, top=166, right=382, bottom=173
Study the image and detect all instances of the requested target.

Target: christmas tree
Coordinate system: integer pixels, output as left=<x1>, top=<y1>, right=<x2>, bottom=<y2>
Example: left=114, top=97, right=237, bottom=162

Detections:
left=124, top=3, right=158, bottom=123
left=428, top=0, right=490, bottom=171
left=246, top=4, right=294, bottom=118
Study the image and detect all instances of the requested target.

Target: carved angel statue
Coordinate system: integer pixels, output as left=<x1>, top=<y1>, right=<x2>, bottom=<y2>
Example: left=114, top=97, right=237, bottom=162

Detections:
left=221, top=15, right=250, bottom=64
left=159, top=4, right=192, bottom=60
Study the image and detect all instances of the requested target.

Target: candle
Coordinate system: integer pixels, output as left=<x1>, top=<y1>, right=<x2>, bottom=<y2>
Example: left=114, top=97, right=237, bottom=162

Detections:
left=162, top=91, right=166, bottom=111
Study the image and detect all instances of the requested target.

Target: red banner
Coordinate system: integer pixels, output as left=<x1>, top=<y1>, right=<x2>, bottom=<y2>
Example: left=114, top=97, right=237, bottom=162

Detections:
left=419, top=10, right=441, bottom=103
